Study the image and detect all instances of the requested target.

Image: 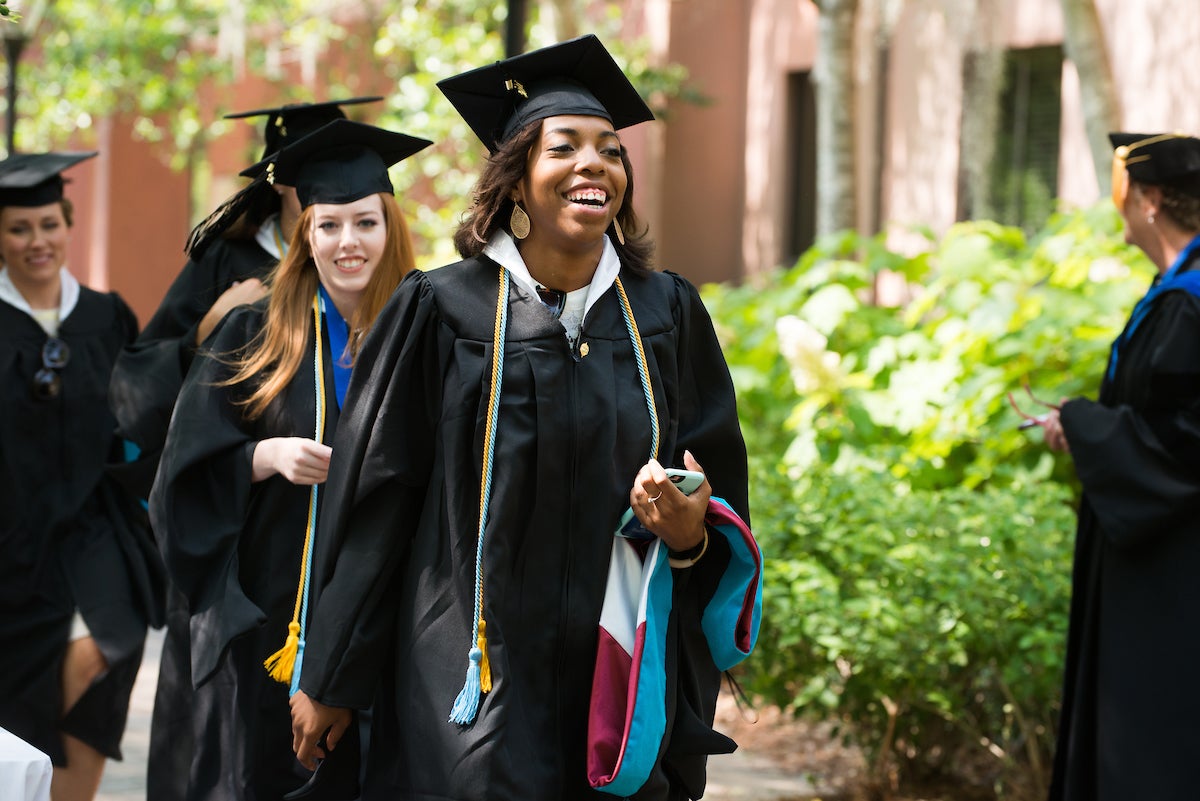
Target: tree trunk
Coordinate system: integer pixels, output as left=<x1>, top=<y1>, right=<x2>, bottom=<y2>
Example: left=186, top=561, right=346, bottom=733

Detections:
left=814, top=0, right=859, bottom=237
left=957, top=0, right=1006, bottom=221
left=539, top=0, right=581, bottom=41
left=506, top=0, right=529, bottom=56
left=1059, top=0, right=1120, bottom=196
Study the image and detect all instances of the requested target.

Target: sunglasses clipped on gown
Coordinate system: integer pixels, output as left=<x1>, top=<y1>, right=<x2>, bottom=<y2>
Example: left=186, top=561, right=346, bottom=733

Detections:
left=31, top=337, right=70, bottom=401
left=535, top=285, right=566, bottom=319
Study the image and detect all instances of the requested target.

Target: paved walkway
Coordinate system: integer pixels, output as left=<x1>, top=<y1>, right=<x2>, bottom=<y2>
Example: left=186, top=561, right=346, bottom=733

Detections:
left=95, top=628, right=817, bottom=801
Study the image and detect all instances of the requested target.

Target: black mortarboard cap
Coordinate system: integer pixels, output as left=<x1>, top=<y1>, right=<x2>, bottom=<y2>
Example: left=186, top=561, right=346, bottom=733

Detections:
left=436, top=34, right=654, bottom=151
left=186, top=98, right=388, bottom=259
left=261, top=119, right=432, bottom=209
left=0, top=152, right=97, bottom=208
left=225, top=96, right=384, bottom=160
left=1110, top=132, right=1200, bottom=198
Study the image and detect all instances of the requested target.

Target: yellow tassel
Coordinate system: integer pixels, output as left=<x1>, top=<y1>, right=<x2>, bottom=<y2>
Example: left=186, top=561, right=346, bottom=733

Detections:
left=477, top=618, right=492, bottom=693
left=264, top=621, right=301, bottom=684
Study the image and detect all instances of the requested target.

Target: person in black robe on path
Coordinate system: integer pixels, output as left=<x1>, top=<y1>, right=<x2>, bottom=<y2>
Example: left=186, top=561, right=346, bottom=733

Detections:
left=0, top=152, right=162, bottom=801
left=148, top=120, right=431, bottom=801
left=106, top=97, right=382, bottom=801
left=1034, top=133, right=1200, bottom=801
left=290, top=36, right=763, bottom=801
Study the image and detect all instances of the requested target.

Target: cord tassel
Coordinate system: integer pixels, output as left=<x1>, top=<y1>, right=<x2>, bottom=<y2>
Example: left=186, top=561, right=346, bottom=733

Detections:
left=450, top=270, right=507, bottom=726
left=264, top=294, right=325, bottom=690
left=449, top=646, right=483, bottom=724
left=289, top=639, right=306, bottom=696
left=264, top=620, right=302, bottom=683
left=477, top=619, right=492, bottom=693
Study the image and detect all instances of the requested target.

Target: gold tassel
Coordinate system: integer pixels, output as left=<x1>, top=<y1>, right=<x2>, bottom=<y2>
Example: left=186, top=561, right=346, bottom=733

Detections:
left=1111, top=145, right=1129, bottom=208
left=264, top=620, right=301, bottom=683
left=477, top=618, right=492, bottom=693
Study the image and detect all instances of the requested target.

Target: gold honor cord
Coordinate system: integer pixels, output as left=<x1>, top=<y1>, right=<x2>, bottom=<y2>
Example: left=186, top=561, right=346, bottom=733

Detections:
left=264, top=293, right=327, bottom=685
left=450, top=269, right=662, bottom=725
left=449, top=268, right=510, bottom=724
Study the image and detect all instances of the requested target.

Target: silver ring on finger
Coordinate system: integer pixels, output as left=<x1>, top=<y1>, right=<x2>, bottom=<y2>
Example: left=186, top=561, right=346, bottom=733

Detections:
left=648, top=492, right=663, bottom=503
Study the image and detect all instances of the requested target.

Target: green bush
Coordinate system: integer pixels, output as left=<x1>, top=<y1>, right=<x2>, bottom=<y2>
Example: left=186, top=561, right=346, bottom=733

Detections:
left=704, top=205, right=1152, bottom=798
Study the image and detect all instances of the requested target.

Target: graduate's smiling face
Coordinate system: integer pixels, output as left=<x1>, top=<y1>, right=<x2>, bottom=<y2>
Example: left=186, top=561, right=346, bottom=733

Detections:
left=0, top=202, right=69, bottom=294
left=514, top=114, right=627, bottom=255
left=307, top=193, right=386, bottom=316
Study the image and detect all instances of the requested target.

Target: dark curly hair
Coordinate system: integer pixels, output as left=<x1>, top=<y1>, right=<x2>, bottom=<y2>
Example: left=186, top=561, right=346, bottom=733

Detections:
left=452, top=118, right=655, bottom=274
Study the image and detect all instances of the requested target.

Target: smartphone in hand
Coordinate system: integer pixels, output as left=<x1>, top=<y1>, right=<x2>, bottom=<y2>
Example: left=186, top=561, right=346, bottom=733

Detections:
left=665, top=467, right=704, bottom=496
left=618, top=467, right=706, bottom=540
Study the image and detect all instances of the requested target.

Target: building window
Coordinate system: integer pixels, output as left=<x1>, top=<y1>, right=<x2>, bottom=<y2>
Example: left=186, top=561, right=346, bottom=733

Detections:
left=786, top=70, right=817, bottom=264
left=989, top=45, right=1063, bottom=232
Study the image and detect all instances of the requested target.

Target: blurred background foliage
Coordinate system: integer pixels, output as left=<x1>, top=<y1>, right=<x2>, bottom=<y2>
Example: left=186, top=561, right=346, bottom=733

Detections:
left=703, top=203, right=1149, bottom=798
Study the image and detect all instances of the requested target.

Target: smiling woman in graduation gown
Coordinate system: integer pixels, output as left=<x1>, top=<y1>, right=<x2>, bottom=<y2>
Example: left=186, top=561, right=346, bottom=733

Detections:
left=1042, top=133, right=1200, bottom=801
left=109, top=97, right=385, bottom=801
left=291, top=36, right=763, bottom=801
left=149, top=120, right=430, bottom=801
left=0, top=152, right=161, bottom=799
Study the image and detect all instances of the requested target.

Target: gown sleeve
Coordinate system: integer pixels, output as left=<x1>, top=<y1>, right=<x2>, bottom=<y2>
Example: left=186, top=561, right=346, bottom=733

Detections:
left=101, top=294, right=167, bottom=635
left=65, top=292, right=166, bottom=659
left=298, top=271, right=445, bottom=709
left=148, top=305, right=268, bottom=686
left=653, top=274, right=761, bottom=799
left=1061, top=290, right=1200, bottom=550
left=669, top=274, right=750, bottom=522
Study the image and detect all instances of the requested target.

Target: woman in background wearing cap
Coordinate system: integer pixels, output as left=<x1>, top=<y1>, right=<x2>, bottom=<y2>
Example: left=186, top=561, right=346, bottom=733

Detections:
left=291, top=36, right=761, bottom=801
left=0, top=153, right=161, bottom=801
left=1028, top=133, right=1200, bottom=801
left=148, top=120, right=430, bottom=801
left=105, top=97, right=381, bottom=801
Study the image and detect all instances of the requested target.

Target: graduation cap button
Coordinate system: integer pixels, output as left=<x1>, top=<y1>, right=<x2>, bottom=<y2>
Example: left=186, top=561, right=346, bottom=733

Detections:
left=506, top=78, right=529, bottom=99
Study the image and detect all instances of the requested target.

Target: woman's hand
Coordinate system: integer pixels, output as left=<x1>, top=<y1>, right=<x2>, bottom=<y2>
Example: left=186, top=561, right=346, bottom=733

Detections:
left=290, top=690, right=352, bottom=771
left=629, top=450, right=711, bottom=553
left=1009, top=387, right=1070, bottom=454
left=196, top=278, right=268, bottom=345
left=1041, top=407, right=1070, bottom=453
left=251, top=437, right=332, bottom=484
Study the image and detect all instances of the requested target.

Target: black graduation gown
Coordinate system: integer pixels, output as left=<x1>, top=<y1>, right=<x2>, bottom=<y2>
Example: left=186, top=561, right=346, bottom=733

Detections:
left=300, top=257, right=750, bottom=801
left=108, top=236, right=275, bottom=800
left=150, top=301, right=342, bottom=801
left=0, top=287, right=159, bottom=765
left=1049, top=258, right=1200, bottom=801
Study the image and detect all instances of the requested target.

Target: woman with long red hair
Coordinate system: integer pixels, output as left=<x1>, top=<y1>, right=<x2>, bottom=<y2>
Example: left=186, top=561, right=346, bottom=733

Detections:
left=149, top=120, right=430, bottom=801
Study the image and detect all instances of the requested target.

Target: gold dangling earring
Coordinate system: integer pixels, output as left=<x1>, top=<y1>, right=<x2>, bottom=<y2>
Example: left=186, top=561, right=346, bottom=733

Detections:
left=510, top=203, right=531, bottom=240
left=612, top=217, right=625, bottom=246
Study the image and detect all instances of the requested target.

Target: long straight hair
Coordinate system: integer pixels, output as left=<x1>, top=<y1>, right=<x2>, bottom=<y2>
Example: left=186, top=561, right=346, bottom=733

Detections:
left=222, top=192, right=416, bottom=420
